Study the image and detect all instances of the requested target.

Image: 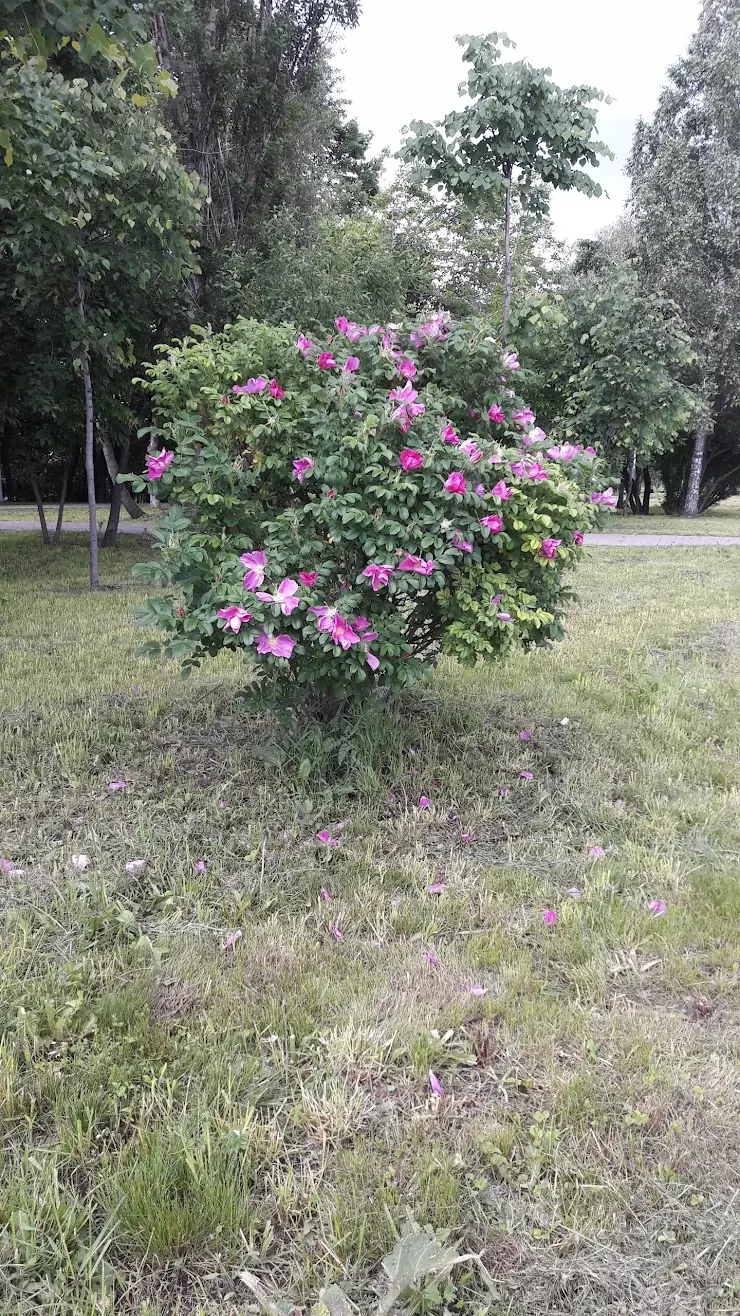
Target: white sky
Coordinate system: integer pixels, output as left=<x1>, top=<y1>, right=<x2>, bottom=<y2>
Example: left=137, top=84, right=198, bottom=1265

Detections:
left=333, top=0, right=701, bottom=244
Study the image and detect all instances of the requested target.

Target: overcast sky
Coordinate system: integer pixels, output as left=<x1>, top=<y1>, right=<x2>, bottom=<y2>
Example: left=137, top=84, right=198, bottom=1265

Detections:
left=333, top=0, right=701, bottom=244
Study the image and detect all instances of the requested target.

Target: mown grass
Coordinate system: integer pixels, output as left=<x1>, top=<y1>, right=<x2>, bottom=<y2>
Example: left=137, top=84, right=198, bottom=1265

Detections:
left=0, top=505, right=161, bottom=526
left=605, top=494, right=740, bottom=536
left=1, top=534, right=739, bottom=1315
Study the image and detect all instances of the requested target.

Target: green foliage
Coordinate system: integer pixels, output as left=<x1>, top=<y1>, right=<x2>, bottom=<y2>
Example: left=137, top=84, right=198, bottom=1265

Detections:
left=154, top=0, right=368, bottom=317
left=401, top=32, right=610, bottom=213
left=627, top=0, right=740, bottom=509
left=514, top=266, right=701, bottom=472
left=128, top=315, right=601, bottom=700
left=199, top=208, right=436, bottom=332
left=1, top=63, right=200, bottom=341
left=0, top=0, right=159, bottom=76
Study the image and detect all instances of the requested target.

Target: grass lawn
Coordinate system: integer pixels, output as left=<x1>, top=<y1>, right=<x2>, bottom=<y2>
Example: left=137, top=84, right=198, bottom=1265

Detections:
left=0, top=505, right=159, bottom=525
left=605, top=495, right=740, bottom=536
left=1, top=535, right=739, bottom=1316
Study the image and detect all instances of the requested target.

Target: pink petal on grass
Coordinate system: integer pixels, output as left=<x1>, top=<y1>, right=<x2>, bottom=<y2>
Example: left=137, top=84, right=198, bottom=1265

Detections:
left=108, top=780, right=127, bottom=791
left=194, top=859, right=208, bottom=873
left=316, top=830, right=339, bottom=847
left=428, top=881, right=447, bottom=896
left=423, top=949, right=440, bottom=969
left=543, top=909, right=558, bottom=926
left=460, top=830, right=472, bottom=843
left=125, top=859, right=147, bottom=874
left=520, top=771, right=534, bottom=781
left=222, top=929, right=243, bottom=951
left=418, top=795, right=431, bottom=810
left=428, top=1070, right=443, bottom=1096
left=0, top=859, right=17, bottom=873
left=649, top=900, right=666, bottom=917
left=519, top=730, right=532, bottom=741
left=330, top=922, right=344, bottom=941
left=467, top=985, right=488, bottom=996
left=588, top=845, right=606, bottom=859
left=320, top=887, right=333, bottom=902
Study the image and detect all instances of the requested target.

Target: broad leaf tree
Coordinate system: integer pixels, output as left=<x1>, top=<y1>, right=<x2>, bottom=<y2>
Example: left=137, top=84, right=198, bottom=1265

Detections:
left=400, top=32, right=610, bottom=338
left=0, top=61, right=200, bottom=583
left=152, top=0, right=372, bottom=318
left=627, top=0, right=740, bottom=515
left=514, top=261, right=700, bottom=512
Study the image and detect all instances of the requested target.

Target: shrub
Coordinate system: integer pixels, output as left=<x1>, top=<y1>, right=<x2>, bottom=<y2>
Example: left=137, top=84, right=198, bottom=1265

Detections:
left=128, top=314, right=608, bottom=700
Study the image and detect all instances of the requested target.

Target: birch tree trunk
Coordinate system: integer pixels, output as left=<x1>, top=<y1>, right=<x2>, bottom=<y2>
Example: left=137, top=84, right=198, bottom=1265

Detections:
left=683, top=429, right=708, bottom=517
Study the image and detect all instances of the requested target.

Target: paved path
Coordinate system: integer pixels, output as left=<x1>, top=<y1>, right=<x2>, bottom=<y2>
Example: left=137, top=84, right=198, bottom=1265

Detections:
left=2, top=521, right=740, bottom=547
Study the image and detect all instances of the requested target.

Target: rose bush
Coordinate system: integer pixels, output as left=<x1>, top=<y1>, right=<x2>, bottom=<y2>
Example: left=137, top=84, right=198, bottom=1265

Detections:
left=127, top=314, right=612, bottom=698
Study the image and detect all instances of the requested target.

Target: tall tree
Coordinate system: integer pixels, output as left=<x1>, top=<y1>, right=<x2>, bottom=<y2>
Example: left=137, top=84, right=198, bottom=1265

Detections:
left=152, top=0, right=366, bottom=316
left=1, top=60, right=200, bottom=583
left=627, top=0, right=740, bottom=515
left=400, top=32, right=610, bottom=339
left=514, top=256, right=700, bottom=511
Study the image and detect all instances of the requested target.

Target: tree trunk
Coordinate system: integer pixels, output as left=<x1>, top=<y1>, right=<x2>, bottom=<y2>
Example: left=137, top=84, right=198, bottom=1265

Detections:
left=0, top=425, right=12, bottom=501
left=683, top=429, right=708, bottom=516
left=99, top=434, right=146, bottom=519
left=502, top=169, right=513, bottom=343
left=52, top=447, right=78, bottom=546
left=641, top=466, right=652, bottom=516
left=25, top=461, right=51, bottom=545
left=102, top=437, right=130, bottom=547
left=78, top=275, right=99, bottom=589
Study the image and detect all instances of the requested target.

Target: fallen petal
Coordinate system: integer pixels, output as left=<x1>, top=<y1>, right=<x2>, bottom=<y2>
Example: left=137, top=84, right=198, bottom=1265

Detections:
left=222, top=929, right=243, bottom=951
left=125, top=859, right=147, bottom=873
left=320, top=887, right=333, bottom=902
left=467, top=985, right=488, bottom=996
left=418, top=795, right=431, bottom=810
left=423, top=950, right=440, bottom=969
left=648, top=900, right=666, bottom=917
left=428, top=881, right=447, bottom=896
left=428, top=1070, right=443, bottom=1096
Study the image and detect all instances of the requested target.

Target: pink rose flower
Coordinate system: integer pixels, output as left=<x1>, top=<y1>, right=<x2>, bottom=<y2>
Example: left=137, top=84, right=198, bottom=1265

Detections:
left=399, top=448, right=424, bottom=471
left=254, top=629, right=295, bottom=659
left=240, top=550, right=267, bottom=590
left=362, top=563, right=395, bottom=591
left=292, top=456, right=313, bottom=483
left=217, top=605, right=252, bottom=634
left=145, top=449, right=174, bottom=481
left=444, top=471, right=466, bottom=494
